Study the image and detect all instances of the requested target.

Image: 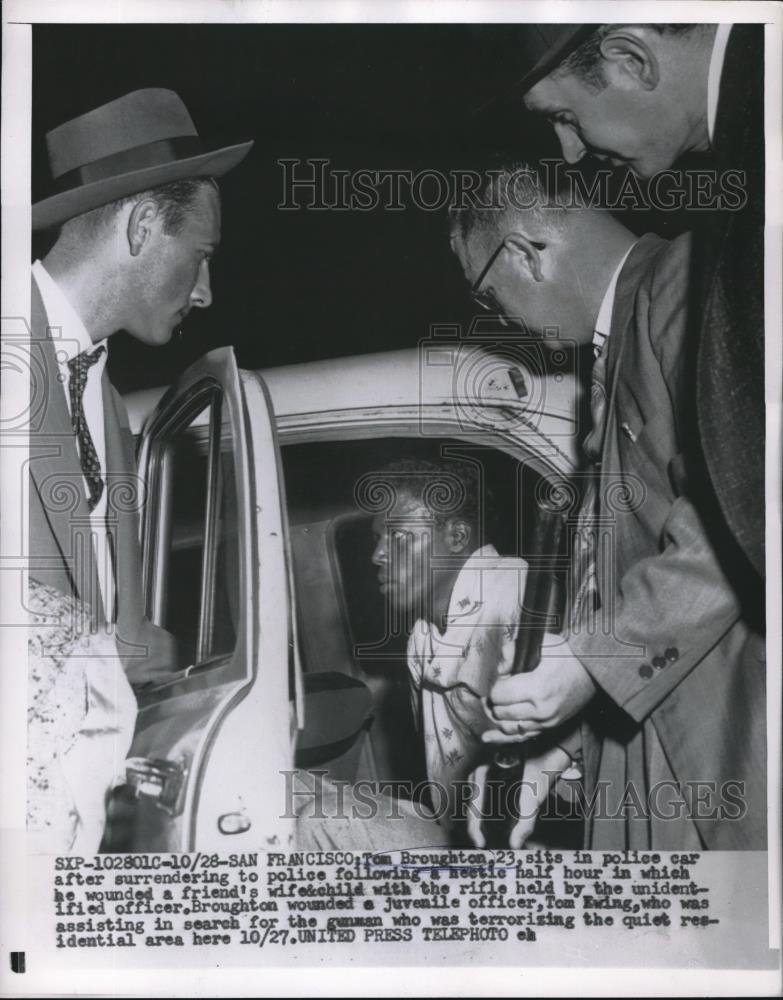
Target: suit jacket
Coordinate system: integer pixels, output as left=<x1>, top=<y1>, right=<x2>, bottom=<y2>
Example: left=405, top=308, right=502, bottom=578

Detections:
left=28, top=281, right=148, bottom=665
left=568, top=234, right=766, bottom=850
left=692, top=24, right=765, bottom=584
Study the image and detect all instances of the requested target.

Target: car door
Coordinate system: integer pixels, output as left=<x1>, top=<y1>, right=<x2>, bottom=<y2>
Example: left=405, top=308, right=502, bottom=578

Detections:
left=108, top=347, right=301, bottom=853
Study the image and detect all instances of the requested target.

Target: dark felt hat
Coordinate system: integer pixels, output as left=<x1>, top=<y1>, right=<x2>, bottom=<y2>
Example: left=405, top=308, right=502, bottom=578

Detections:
left=472, top=24, right=598, bottom=115
left=33, top=88, right=254, bottom=230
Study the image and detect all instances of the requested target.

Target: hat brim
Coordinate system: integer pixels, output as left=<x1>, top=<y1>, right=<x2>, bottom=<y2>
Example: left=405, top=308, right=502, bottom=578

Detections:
left=472, top=25, right=597, bottom=117
left=32, top=139, right=254, bottom=231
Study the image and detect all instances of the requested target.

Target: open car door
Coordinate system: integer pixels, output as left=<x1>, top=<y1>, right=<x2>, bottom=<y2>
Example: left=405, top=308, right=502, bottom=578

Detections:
left=104, top=348, right=301, bottom=852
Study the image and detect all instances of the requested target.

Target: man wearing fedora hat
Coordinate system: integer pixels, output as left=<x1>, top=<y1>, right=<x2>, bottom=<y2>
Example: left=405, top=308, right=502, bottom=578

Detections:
left=29, top=88, right=253, bottom=686
left=485, top=23, right=765, bottom=609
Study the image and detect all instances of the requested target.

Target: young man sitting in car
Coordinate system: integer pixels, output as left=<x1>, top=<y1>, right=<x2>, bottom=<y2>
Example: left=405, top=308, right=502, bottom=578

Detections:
left=366, top=457, right=549, bottom=840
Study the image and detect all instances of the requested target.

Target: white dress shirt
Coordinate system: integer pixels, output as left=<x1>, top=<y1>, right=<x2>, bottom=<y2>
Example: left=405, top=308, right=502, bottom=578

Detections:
left=593, top=242, right=637, bottom=354
left=707, top=24, right=732, bottom=146
left=32, top=260, right=116, bottom=622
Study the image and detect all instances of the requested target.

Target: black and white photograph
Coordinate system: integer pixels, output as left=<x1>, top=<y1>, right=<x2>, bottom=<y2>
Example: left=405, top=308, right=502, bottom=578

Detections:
left=1, top=0, right=781, bottom=994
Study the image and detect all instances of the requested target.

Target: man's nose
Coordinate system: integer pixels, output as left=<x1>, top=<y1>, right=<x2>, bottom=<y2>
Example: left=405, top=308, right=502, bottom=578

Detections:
left=553, top=123, right=586, bottom=164
left=190, top=259, right=213, bottom=309
left=371, top=536, right=387, bottom=565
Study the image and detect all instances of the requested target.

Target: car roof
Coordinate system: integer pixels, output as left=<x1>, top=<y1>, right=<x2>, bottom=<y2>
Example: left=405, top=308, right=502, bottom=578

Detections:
left=125, top=345, right=580, bottom=433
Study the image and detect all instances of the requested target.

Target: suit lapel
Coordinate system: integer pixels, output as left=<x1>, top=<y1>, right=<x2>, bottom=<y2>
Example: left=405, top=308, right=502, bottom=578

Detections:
left=596, top=234, right=668, bottom=606
left=600, top=235, right=667, bottom=472
left=102, top=372, right=144, bottom=636
left=580, top=236, right=669, bottom=816
left=29, top=282, right=104, bottom=618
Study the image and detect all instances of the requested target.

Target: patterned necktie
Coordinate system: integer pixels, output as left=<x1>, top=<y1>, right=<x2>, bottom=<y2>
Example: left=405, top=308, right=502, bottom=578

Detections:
left=568, top=340, right=609, bottom=632
left=67, top=346, right=106, bottom=512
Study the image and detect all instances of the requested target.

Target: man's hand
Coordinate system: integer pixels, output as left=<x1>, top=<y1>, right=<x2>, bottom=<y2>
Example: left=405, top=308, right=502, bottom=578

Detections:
left=482, top=635, right=596, bottom=744
left=467, top=743, right=571, bottom=849
left=123, top=620, right=181, bottom=689
left=124, top=659, right=181, bottom=689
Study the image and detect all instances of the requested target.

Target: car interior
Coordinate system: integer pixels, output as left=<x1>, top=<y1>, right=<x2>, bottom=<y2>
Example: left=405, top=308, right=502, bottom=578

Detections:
left=120, top=396, right=579, bottom=849
left=280, top=435, right=545, bottom=795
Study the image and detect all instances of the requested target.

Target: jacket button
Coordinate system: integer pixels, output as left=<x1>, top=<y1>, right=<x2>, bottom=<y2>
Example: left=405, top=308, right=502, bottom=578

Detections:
left=665, top=647, right=679, bottom=662
left=652, top=655, right=667, bottom=669
left=639, top=664, right=653, bottom=679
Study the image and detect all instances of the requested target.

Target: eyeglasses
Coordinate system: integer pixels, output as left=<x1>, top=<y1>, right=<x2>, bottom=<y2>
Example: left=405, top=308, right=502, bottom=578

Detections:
left=470, top=236, right=546, bottom=312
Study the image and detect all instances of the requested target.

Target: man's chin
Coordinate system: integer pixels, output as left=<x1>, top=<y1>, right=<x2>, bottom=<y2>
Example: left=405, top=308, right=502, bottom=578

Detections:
left=128, top=322, right=177, bottom=347
left=381, top=587, right=406, bottom=610
left=152, top=325, right=177, bottom=346
left=379, top=582, right=403, bottom=608
left=612, top=154, right=660, bottom=181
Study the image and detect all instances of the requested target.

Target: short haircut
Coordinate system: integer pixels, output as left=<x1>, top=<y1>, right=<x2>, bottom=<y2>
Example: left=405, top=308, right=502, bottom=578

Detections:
left=373, top=457, right=487, bottom=531
left=60, top=176, right=219, bottom=241
left=557, top=24, right=700, bottom=90
left=448, top=162, right=569, bottom=248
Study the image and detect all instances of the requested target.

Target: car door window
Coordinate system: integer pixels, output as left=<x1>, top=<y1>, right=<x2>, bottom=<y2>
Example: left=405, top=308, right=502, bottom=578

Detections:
left=123, top=350, right=298, bottom=851
left=143, top=383, right=239, bottom=674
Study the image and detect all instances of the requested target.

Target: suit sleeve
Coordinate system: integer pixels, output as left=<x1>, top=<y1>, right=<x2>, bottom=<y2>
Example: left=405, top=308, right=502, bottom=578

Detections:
left=567, top=235, right=742, bottom=723
left=567, top=494, right=741, bottom=723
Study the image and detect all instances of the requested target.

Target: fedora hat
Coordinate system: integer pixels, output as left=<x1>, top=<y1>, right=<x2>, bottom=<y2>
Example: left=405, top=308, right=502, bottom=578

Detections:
left=472, top=24, right=597, bottom=116
left=33, top=88, right=254, bottom=230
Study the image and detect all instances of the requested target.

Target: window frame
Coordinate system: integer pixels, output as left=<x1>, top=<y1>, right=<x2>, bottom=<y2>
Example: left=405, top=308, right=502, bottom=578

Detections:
left=141, top=378, right=236, bottom=675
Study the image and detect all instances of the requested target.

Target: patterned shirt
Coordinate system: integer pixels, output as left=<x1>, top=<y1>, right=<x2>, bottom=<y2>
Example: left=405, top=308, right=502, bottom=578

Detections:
left=406, top=545, right=526, bottom=832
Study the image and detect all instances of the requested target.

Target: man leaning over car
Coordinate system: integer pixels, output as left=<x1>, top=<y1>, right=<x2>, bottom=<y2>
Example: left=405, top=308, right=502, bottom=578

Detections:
left=450, top=163, right=765, bottom=851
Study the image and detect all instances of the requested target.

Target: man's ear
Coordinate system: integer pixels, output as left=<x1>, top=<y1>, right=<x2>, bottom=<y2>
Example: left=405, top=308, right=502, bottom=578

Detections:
left=599, top=28, right=660, bottom=91
left=127, top=197, right=161, bottom=257
left=503, top=233, right=544, bottom=282
left=444, top=518, right=472, bottom=555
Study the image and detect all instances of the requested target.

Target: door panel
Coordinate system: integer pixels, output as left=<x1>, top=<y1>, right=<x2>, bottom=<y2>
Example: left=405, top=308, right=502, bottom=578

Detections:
left=192, top=370, right=299, bottom=851
left=107, top=349, right=295, bottom=852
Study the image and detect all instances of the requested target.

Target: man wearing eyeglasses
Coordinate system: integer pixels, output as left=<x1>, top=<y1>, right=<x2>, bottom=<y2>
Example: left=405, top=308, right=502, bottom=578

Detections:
left=450, top=164, right=765, bottom=850
left=490, top=22, right=766, bottom=601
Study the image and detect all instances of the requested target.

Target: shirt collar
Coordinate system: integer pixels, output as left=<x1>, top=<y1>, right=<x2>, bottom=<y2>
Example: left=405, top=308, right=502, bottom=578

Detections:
left=593, top=242, right=637, bottom=351
left=32, top=259, right=104, bottom=363
left=707, top=24, right=732, bottom=146
left=446, top=544, right=500, bottom=621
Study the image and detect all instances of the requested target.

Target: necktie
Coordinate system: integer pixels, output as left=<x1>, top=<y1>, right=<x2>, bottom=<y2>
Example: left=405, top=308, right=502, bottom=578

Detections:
left=568, top=340, right=609, bottom=632
left=67, top=346, right=106, bottom=512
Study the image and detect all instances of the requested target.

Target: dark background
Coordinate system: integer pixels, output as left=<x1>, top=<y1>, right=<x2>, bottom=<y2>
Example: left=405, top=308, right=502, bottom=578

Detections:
left=32, top=24, right=687, bottom=394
